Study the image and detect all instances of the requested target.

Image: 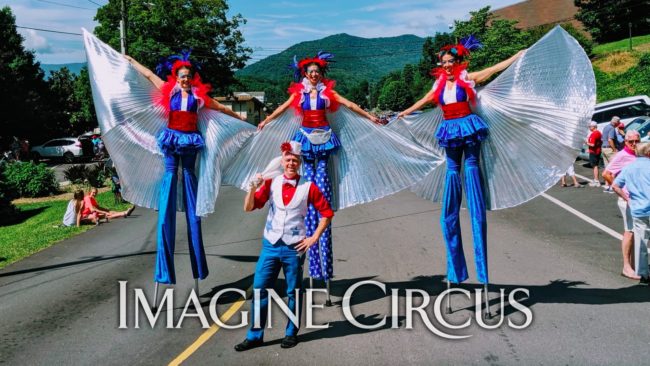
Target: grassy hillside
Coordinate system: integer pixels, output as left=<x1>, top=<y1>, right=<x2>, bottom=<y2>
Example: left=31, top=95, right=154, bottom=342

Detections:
left=592, top=34, right=650, bottom=102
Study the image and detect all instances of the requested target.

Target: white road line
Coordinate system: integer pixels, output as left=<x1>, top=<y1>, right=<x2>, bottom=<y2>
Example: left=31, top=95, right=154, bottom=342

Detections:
left=575, top=173, right=595, bottom=183
left=541, top=193, right=623, bottom=240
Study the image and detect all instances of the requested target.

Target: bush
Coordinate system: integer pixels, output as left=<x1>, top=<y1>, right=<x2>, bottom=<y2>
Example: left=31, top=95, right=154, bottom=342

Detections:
left=638, top=53, right=650, bottom=68
left=86, top=163, right=107, bottom=188
left=0, top=168, right=18, bottom=225
left=3, top=161, right=58, bottom=198
left=63, top=164, right=90, bottom=184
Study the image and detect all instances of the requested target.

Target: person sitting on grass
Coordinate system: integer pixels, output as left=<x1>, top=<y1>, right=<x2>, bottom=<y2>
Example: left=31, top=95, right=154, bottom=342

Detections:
left=62, top=190, right=98, bottom=227
left=81, top=187, right=134, bottom=224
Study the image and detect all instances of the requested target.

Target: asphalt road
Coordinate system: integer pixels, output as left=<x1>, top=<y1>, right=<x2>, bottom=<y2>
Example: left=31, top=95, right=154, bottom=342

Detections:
left=1, top=161, right=648, bottom=366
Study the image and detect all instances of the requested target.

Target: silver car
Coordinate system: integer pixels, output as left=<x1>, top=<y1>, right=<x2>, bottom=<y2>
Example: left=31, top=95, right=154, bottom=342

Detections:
left=31, top=137, right=85, bottom=163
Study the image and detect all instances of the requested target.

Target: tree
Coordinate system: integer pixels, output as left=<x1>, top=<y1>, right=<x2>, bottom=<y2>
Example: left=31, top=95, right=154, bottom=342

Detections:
left=94, top=0, right=251, bottom=93
left=378, top=80, right=412, bottom=111
left=70, top=67, right=97, bottom=134
left=0, top=7, right=50, bottom=146
left=574, top=0, right=650, bottom=43
left=47, top=67, right=77, bottom=136
left=452, top=7, right=532, bottom=73
left=45, top=67, right=97, bottom=137
left=347, top=80, right=370, bottom=109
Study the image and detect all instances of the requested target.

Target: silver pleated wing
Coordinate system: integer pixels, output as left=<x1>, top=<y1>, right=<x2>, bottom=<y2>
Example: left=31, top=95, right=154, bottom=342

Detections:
left=389, top=26, right=596, bottom=210
left=223, top=106, right=442, bottom=210
left=82, top=29, right=255, bottom=216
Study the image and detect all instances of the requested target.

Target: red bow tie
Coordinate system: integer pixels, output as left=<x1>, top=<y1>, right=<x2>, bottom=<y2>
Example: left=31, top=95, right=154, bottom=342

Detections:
left=283, top=178, right=297, bottom=187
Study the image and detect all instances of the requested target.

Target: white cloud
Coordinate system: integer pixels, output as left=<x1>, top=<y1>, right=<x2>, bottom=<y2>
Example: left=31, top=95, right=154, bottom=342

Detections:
left=20, top=29, right=53, bottom=53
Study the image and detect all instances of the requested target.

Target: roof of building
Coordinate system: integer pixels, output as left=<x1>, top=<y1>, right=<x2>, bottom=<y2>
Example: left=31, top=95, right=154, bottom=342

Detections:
left=215, top=94, right=265, bottom=106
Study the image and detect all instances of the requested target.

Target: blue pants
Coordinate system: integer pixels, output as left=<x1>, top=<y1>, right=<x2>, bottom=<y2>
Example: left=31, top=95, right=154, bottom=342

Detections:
left=441, top=142, right=488, bottom=284
left=303, top=156, right=334, bottom=280
left=154, top=151, right=208, bottom=284
left=247, top=239, right=305, bottom=341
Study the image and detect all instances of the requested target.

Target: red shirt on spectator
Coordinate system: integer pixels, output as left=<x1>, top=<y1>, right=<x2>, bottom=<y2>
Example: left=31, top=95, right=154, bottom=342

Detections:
left=588, top=130, right=602, bottom=155
left=253, top=175, right=334, bottom=218
left=82, top=195, right=98, bottom=217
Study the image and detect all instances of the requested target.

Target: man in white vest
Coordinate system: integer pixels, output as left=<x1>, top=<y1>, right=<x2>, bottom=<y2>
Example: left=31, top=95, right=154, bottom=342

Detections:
left=235, top=141, right=334, bottom=351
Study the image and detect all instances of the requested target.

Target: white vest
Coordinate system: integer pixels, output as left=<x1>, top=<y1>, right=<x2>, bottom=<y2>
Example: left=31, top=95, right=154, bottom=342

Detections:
left=263, top=176, right=311, bottom=245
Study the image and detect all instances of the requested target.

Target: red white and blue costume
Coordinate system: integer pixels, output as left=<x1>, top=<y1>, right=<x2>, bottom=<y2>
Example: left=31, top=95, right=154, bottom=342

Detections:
left=390, top=26, right=596, bottom=285
left=287, top=76, right=340, bottom=280
left=224, top=52, right=441, bottom=282
left=246, top=143, right=334, bottom=340
left=83, top=30, right=255, bottom=285
left=430, top=65, right=489, bottom=284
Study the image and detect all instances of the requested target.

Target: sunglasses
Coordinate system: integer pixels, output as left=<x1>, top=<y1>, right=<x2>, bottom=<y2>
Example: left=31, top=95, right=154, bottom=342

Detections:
left=178, top=73, right=192, bottom=79
left=626, top=140, right=640, bottom=143
left=306, top=69, right=321, bottom=74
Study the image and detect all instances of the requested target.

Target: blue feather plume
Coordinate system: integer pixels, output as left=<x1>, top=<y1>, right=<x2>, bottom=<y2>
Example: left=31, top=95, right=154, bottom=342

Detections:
left=459, top=35, right=482, bottom=51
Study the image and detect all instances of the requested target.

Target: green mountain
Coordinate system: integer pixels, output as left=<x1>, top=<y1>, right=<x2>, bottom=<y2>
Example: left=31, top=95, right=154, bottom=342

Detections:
left=236, top=33, right=425, bottom=105
left=238, top=33, right=424, bottom=82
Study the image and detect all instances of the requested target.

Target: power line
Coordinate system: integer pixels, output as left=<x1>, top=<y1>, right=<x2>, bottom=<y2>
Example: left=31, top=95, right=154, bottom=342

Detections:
left=35, top=0, right=95, bottom=10
left=17, top=25, right=82, bottom=36
left=87, top=0, right=103, bottom=6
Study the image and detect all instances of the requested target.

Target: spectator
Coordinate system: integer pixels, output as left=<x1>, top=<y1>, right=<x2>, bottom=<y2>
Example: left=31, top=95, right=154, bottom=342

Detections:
left=19, top=138, right=29, bottom=161
left=63, top=190, right=98, bottom=227
left=601, top=117, right=620, bottom=191
left=614, top=122, right=625, bottom=151
left=612, top=142, right=650, bottom=284
left=586, top=121, right=602, bottom=187
left=11, top=136, right=20, bottom=161
left=560, top=164, right=582, bottom=188
left=110, top=169, right=123, bottom=204
left=603, top=130, right=640, bottom=279
left=81, top=187, right=134, bottom=223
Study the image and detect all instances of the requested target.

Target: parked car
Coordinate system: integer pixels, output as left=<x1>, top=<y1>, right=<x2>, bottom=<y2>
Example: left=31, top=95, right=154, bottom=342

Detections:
left=624, top=116, right=650, bottom=143
left=31, top=137, right=88, bottom=163
left=578, top=95, right=650, bottom=160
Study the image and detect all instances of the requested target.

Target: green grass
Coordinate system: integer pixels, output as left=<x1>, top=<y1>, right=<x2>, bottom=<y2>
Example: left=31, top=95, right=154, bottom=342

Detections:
left=593, top=34, right=650, bottom=56
left=0, top=192, right=132, bottom=270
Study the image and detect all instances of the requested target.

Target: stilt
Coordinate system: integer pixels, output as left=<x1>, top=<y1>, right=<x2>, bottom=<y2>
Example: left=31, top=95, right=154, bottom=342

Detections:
left=446, top=278, right=452, bottom=314
left=152, top=282, right=159, bottom=311
left=483, top=283, right=491, bottom=320
left=194, top=279, right=199, bottom=296
left=325, top=280, right=332, bottom=307
left=309, top=277, right=313, bottom=289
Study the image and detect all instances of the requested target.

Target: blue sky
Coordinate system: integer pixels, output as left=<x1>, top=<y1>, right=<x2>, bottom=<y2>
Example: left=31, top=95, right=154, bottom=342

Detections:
left=7, top=0, right=521, bottom=65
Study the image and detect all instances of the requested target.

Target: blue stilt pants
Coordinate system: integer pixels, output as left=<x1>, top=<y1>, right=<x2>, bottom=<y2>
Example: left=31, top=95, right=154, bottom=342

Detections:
left=441, top=142, right=488, bottom=284
left=154, top=151, right=208, bottom=284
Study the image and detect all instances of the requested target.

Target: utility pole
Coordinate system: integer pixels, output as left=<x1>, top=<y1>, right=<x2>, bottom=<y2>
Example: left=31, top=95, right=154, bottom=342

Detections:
left=628, top=22, right=632, bottom=51
left=120, top=0, right=127, bottom=54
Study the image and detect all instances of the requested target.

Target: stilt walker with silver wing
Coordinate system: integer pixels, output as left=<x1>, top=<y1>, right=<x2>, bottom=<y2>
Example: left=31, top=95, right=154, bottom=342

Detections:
left=392, top=26, right=596, bottom=317
left=224, top=52, right=442, bottom=304
left=82, top=30, right=255, bottom=299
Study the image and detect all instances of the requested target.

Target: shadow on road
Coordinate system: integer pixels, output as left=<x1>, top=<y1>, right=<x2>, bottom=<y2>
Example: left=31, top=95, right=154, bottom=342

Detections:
left=0, top=250, right=156, bottom=277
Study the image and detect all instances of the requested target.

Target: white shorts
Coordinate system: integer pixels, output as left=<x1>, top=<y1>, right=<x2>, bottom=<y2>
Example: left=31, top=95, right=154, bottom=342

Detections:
left=617, top=197, right=633, bottom=232
left=565, top=165, right=575, bottom=176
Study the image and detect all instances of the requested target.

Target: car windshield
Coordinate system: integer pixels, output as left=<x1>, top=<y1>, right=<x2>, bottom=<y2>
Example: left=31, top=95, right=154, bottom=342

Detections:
left=625, top=118, right=648, bottom=131
left=635, top=121, right=650, bottom=138
left=593, top=103, right=650, bottom=123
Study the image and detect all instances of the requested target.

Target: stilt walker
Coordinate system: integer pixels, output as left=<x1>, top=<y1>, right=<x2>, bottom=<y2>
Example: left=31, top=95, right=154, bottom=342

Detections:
left=83, top=31, right=254, bottom=308
left=394, top=27, right=596, bottom=316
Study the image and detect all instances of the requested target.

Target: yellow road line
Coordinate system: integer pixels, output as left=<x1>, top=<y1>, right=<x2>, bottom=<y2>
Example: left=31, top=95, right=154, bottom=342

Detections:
left=168, top=288, right=250, bottom=366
